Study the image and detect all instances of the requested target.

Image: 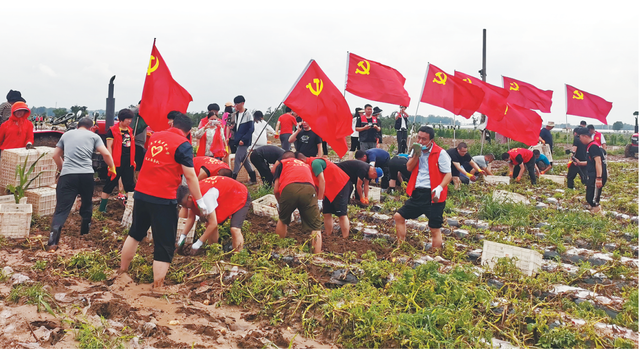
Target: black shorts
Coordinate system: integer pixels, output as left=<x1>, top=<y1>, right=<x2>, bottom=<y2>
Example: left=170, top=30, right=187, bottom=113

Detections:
left=323, top=180, right=351, bottom=217
left=128, top=198, right=179, bottom=263
left=135, top=145, right=145, bottom=171
left=102, top=165, right=135, bottom=194
left=388, top=157, right=411, bottom=182
left=397, top=188, right=445, bottom=228
left=229, top=192, right=251, bottom=228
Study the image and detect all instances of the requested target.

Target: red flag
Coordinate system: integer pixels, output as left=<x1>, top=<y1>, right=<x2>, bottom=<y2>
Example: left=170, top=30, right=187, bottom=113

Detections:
left=565, top=84, right=612, bottom=125
left=284, top=60, right=352, bottom=157
left=420, top=64, right=485, bottom=119
left=486, top=103, right=542, bottom=146
left=454, top=71, right=509, bottom=122
left=139, top=41, right=193, bottom=133
left=345, top=52, right=411, bottom=106
left=502, top=76, right=553, bottom=113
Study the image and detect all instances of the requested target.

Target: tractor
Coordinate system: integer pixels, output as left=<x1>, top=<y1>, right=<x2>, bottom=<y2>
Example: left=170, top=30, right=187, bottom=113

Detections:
left=624, top=111, right=638, bottom=158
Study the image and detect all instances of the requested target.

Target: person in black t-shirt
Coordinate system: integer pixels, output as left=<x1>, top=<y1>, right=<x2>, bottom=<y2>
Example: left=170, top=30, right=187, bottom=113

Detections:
left=100, top=109, right=136, bottom=213
left=249, top=145, right=285, bottom=187
left=576, top=128, right=607, bottom=213
left=568, top=127, right=587, bottom=189
left=289, top=120, right=322, bottom=157
left=446, top=142, right=483, bottom=189
left=336, top=160, right=379, bottom=205
left=387, top=155, right=412, bottom=193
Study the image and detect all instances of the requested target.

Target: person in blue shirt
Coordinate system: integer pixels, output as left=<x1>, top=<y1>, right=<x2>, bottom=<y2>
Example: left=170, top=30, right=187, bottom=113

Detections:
left=538, top=121, right=554, bottom=151
left=533, top=149, right=552, bottom=175
left=355, top=148, right=390, bottom=189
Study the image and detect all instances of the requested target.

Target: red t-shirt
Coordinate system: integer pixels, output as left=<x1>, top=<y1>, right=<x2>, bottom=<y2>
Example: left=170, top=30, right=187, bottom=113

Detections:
left=193, top=176, right=248, bottom=224
left=278, top=113, right=297, bottom=134
left=193, top=156, right=230, bottom=177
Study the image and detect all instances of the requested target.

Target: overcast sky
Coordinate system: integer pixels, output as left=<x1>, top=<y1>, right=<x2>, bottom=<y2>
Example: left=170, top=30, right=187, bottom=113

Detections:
left=2, top=0, right=638, bottom=125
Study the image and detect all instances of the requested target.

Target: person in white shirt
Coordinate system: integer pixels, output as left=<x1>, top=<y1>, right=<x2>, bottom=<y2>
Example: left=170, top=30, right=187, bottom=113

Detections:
left=350, top=108, right=363, bottom=152
left=251, top=110, right=276, bottom=148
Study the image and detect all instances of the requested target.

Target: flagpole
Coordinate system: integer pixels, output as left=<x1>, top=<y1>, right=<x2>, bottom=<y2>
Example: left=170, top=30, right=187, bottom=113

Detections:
left=343, top=51, right=350, bottom=97
left=452, top=114, right=456, bottom=147
left=408, top=63, right=429, bottom=146
left=240, top=102, right=284, bottom=173
left=282, top=60, right=314, bottom=103
left=565, top=84, right=570, bottom=144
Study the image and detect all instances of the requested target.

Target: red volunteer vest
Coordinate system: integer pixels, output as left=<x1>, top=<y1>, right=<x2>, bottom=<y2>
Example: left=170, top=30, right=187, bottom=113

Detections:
left=193, top=176, right=248, bottom=224
left=196, top=118, right=225, bottom=157
left=361, top=114, right=378, bottom=124
left=193, top=156, right=230, bottom=177
left=508, top=148, right=533, bottom=164
left=135, top=128, right=189, bottom=199
left=406, top=142, right=449, bottom=203
left=109, top=125, right=136, bottom=168
left=592, top=131, right=603, bottom=147
left=305, top=157, right=350, bottom=202
left=278, top=158, right=315, bottom=195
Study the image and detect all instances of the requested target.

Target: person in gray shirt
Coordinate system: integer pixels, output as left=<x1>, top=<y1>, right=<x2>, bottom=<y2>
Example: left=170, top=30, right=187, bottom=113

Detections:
left=47, top=117, right=115, bottom=251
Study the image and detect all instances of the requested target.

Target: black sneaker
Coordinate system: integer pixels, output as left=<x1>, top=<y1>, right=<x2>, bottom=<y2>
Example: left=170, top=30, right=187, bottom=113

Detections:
left=48, top=226, right=61, bottom=248
left=80, top=219, right=91, bottom=235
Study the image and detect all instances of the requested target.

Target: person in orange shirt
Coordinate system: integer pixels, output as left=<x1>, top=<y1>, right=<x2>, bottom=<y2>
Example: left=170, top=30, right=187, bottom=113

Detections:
left=0, top=102, right=34, bottom=152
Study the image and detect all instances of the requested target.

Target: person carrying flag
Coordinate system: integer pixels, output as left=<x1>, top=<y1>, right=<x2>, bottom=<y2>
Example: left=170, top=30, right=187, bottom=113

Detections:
left=296, top=152, right=352, bottom=239
left=118, top=113, right=209, bottom=290
left=176, top=176, right=251, bottom=255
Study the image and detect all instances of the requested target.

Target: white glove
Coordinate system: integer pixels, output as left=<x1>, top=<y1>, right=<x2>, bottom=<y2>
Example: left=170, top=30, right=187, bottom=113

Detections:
left=276, top=203, right=280, bottom=212
left=196, top=198, right=210, bottom=215
left=431, top=185, right=443, bottom=202
left=317, top=199, right=323, bottom=211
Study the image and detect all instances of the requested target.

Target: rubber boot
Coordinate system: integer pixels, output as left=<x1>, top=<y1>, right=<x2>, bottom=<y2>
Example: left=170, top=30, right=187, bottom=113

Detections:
left=80, top=218, right=91, bottom=235
left=47, top=226, right=62, bottom=248
left=232, top=173, right=238, bottom=180
left=248, top=171, right=257, bottom=185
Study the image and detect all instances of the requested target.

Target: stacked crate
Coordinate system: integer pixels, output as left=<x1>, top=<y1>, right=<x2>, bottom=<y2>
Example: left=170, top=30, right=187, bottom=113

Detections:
left=0, top=203, right=32, bottom=239
left=0, top=147, right=57, bottom=216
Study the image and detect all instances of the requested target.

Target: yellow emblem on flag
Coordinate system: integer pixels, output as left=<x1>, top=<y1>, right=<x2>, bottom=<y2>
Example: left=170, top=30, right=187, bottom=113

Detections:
left=355, top=60, right=370, bottom=75
left=509, top=82, right=519, bottom=91
left=306, top=78, right=323, bottom=96
left=147, top=55, right=160, bottom=76
left=463, top=78, right=472, bottom=84
left=572, top=90, right=584, bottom=100
left=433, top=72, right=447, bottom=85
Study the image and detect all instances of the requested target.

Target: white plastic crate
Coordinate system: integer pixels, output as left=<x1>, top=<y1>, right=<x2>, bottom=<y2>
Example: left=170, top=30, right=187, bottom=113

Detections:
left=25, top=187, right=57, bottom=216
left=0, top=147, right=55, bottom=188
left=0, top=203, right=33, bottom=239
left=252, top=194, right=297, bottom=221
left=529, top=144, right=553, bottom=164
left=481, top=240, right=543, bottom=276
left=0, top=194, right=27, bottom=204
left=368, top=186, right=381, bottom=202
left=484, top=176, right=510, bottom=185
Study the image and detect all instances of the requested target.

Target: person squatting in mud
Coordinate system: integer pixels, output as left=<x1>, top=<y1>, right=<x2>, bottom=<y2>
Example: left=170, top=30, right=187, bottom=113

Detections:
left=119, top=113, right=210, bottom=289
left=176, top=176, right=251, bottom=256
left=394, top=126, right=452, bottom=250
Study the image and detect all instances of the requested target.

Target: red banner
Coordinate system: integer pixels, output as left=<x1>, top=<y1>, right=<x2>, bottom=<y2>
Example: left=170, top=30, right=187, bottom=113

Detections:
left=139, top=41, right=193, bottom=133
left=345, top=53, right=411, bottom=106
left=565, top=84, right=613, bottom=125
left=454, top=71, right=509, bottom=122
left=486, top=103, right=542, bottom=146
left=420, top=64, right=484, bottom=119
left=284, top=60, right=352, bottom=157
left=502, top=76, right=553, bottom=113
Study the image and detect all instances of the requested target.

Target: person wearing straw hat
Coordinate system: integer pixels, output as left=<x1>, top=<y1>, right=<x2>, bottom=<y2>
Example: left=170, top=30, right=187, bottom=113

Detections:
left=539, top=121, right=555, bottom=151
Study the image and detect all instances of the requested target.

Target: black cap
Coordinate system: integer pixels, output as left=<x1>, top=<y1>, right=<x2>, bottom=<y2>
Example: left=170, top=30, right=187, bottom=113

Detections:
left=6, top=90, right=25, bottom=103
left=207, top=103, right=220, bottom=112
left=233, top=95, right=245, bottom=104
left=576, top=127, right=590, bottom=136
left=373, top=107, right=383, bottom=114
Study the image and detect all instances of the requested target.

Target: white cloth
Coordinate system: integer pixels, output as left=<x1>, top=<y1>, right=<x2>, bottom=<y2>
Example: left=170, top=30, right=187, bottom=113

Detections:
left=200, top=187, right=220, bottom=214
left=351, top=117, right=359, bottom=137
left=252, top=120, right=276, bottom=148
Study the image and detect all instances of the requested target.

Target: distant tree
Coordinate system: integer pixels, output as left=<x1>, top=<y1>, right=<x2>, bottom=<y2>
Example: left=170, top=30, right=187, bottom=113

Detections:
left=70, top=105, right=88, bottom=115
left=52, top=108, right=68, bottom=118
left=613, top=121, right=624, bottom=131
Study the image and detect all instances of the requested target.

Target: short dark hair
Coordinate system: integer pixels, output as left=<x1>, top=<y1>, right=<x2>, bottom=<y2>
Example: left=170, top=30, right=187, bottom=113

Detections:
left=580, top=120, right=587, bottom=126
left=285, top=106, right=292, bottom=113
left=77, top=117, right=94, bottom=129
left=254, top=110, right=264, bottom=121
left=364, top=104, right=372, bottom=109
left=456, top=142, right=468, bottom=150
left=176, top=185, right=190, bottom=205
left=224, top=106, right=233, bottom=114
left=587, top=124, right=595, bottom=131
left=417, top=126, right=434, bottom=140
left=280, top=151, right=295, bottom=160
left=207, top=111, right=216, bottom=118
left=533, top=149, right=541, bottom=156
left=294, top=151, right=306, bottom=161
left=167, top=110, right=181, bottom=120
left=486, top=154, right=495, bottom=162
left=501, top=152, right=510, bottom=161
left=573, top=127, right=581, bottom=135
left=207, top=103, right=220, bottom=112
left=172, top=114, right=192, bottom=133
left=355, top=150, right=366, bottom=160
left=218, top=168, right=233, bottom=178
left=117, top=108, right=134, bottom=121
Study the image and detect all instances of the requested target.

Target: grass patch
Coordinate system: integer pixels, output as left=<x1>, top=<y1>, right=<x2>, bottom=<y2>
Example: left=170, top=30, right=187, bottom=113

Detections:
left=64, top=250, right=119, bottom=282
left=8, top=283, right=58, bottom=315
left=74, top=317, right=133, bottom=349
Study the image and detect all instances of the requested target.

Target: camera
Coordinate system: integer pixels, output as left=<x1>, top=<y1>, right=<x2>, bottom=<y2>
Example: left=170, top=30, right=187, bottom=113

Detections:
left=368, top=122, right=373, bottom=127
left=565, top=149, right=574, bottom=155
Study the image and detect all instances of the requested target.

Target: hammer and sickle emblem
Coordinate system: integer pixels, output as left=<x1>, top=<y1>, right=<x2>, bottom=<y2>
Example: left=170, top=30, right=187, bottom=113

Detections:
left=433, top=72, right=447, bottom=85
left=573, top=90, right=584, bottom=100
left=306, top=78, right=323, bottom=96
left=355, top=60, right=370, bottom=75
left=150, top=145, right=163, bottom=157
left=463, top=78, right=472, bottom=84
left=147, top=55, right=160, bottom=76
left=509, top=82, right=519, bottom=91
